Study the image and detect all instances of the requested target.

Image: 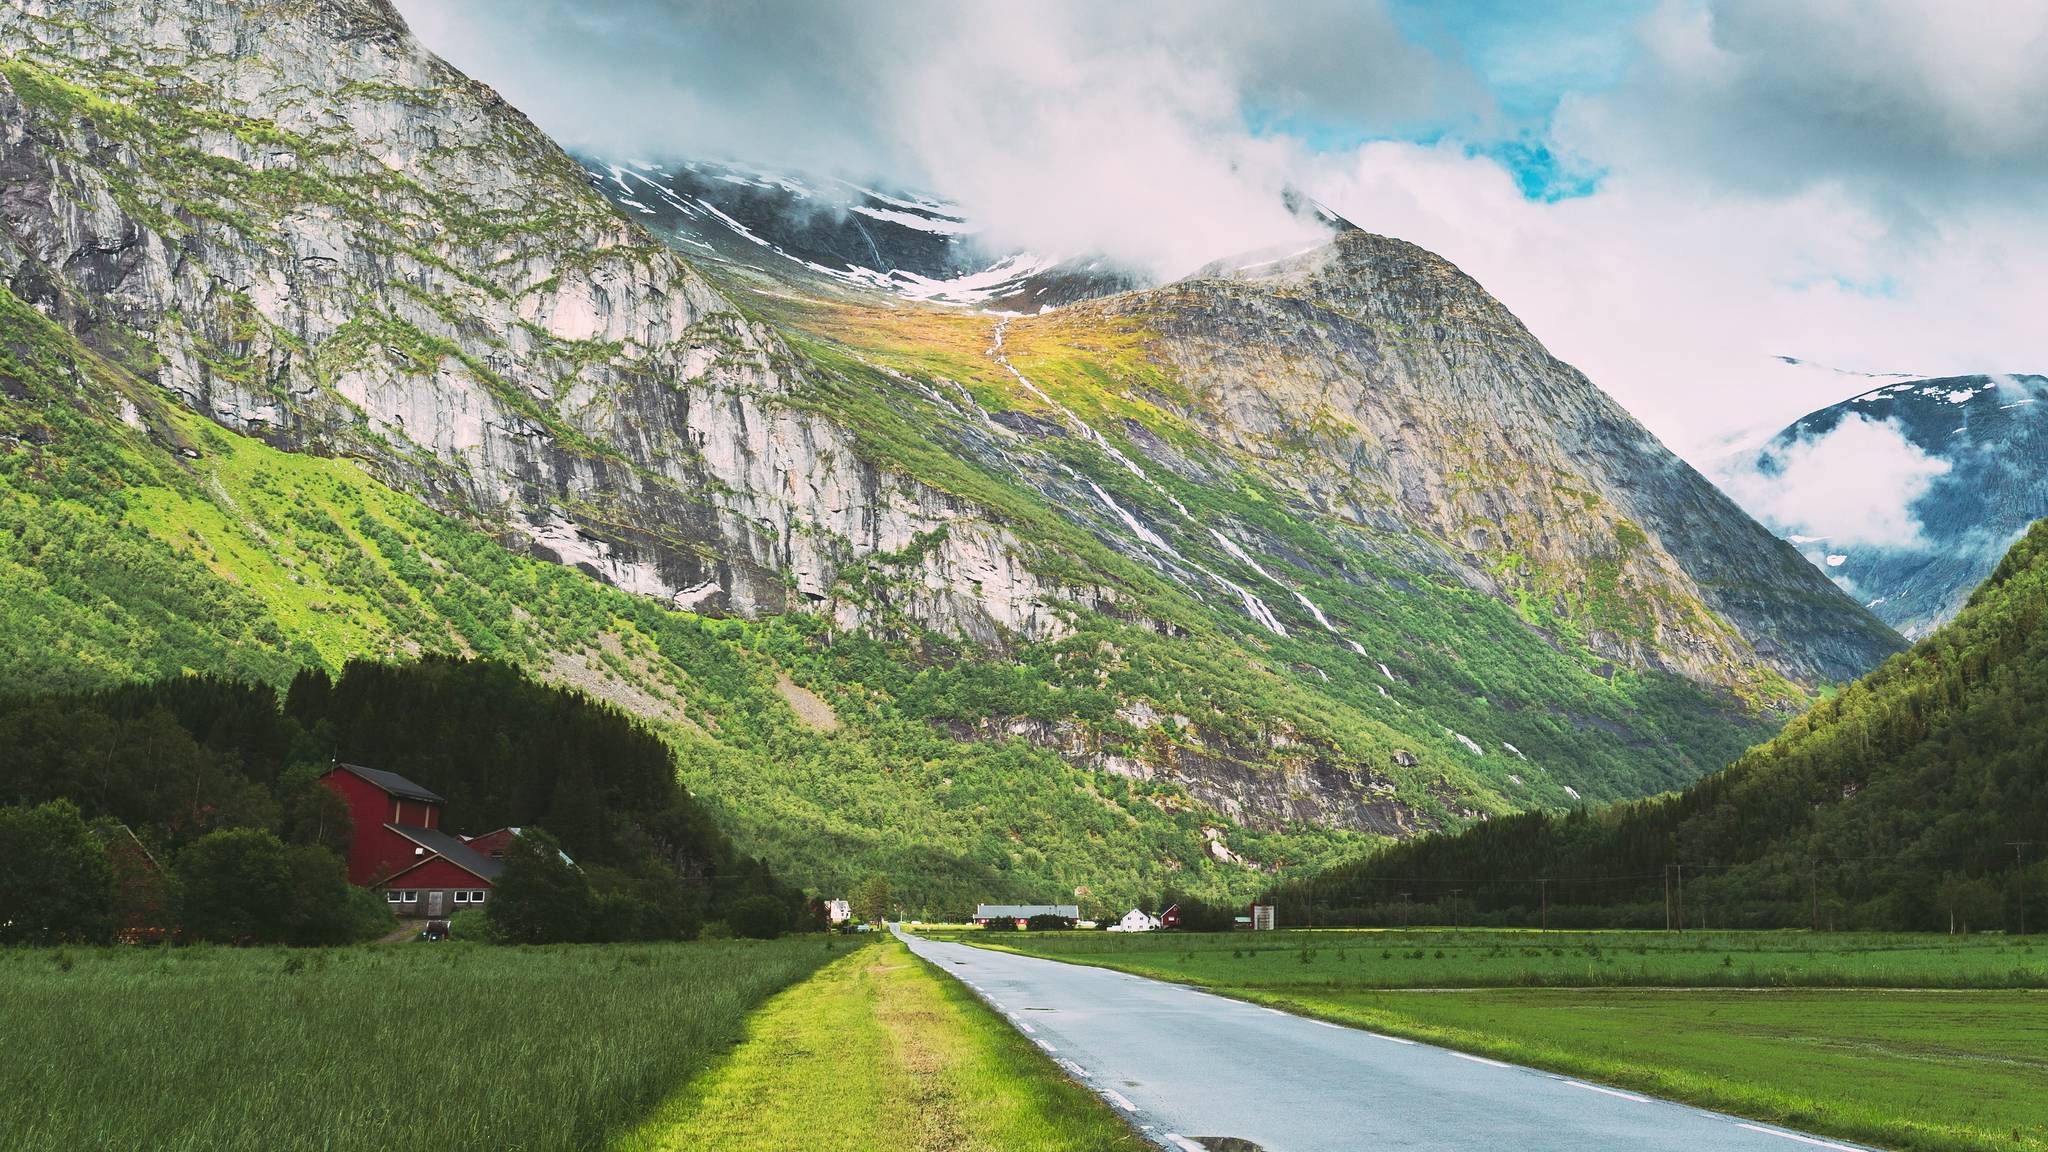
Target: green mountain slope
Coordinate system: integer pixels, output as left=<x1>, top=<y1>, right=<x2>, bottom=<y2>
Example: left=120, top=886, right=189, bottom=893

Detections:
left=0, top=281, right=1368, bottom=911
left=1271, top=519, right=2048, bottom=932
left=0, top=0, right=1901, bottom=911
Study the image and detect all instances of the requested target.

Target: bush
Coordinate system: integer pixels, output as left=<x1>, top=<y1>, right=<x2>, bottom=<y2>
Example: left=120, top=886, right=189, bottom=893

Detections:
left=446, top=907, right=494, bottom=942
left=177, top=829, right=359, bottom=945
left=0, top=800, right=114, bottom=945
left=981, top=916, right=1018, bottom=931
left=1025, top=913, right=1075, bottom=931
left=177, top=828, right=292, bottom=944
left=727, top=894, right=790, bottom=940
left=487, top=828, right=591, bottom=944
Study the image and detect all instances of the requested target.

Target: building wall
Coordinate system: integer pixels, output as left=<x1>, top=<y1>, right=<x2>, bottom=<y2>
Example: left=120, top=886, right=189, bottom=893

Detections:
left=380, top=856, right=492, bottom=919
left=322, top=770, right=434, bottom=885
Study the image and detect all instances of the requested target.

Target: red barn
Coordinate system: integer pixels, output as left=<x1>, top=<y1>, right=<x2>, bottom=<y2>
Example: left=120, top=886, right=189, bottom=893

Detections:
left=319, top=764, right=503, bottom=919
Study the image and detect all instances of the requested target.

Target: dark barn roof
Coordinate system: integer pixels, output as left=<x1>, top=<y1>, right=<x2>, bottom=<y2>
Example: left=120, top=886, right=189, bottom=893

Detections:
left=333, top=763, right=443, bottom=804
left=387, top=825, right=505, bottom=882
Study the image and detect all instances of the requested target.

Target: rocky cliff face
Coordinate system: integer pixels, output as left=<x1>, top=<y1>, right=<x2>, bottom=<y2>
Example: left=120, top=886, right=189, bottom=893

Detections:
left=1089, top=234, right=1902, bottom=688
left=0, top=0, right=1078, bottom=646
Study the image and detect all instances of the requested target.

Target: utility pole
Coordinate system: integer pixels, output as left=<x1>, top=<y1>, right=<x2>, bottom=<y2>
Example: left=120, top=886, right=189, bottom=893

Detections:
left=1675, top=864, right=1686, bottom=933
left=1810, top=858, right=1819, bottom=933
left=1449, top=889, right=1464, bottom=928
left=1664, top=866, right=1673, bottom=932
left=2011, top=842, right=2037, bottom=936
left=1539, top=878, right=1549, bottom=931
left=1400, top=892, right=1411, bottom=928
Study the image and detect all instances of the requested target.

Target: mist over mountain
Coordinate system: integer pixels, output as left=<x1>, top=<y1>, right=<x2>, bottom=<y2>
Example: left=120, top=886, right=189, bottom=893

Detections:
left=1721, top=366, right=2048, bottom=638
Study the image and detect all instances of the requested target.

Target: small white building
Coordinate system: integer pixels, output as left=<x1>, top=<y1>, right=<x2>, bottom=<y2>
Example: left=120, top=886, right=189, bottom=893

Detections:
left=1108, top=908, right=1160, bottom=933
left=824, top=898, right=852, bottom=924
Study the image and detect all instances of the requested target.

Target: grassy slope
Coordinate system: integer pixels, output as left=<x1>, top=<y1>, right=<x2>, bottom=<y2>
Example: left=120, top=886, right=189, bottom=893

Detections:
left=0, top=283, right=1366, bottom=911
left=0, top=938, right=838, bottom=1152
left=931, top=929, right=2048, bottom=1152
left=754, top=289, right=1777, bottom=811
left=617, top=936, right=1142, bottom=1152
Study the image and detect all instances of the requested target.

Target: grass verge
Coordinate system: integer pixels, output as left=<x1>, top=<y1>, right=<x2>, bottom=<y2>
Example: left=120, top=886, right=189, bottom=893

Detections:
left=617, top=936, right=1143, bottom=1152
left=0, top=938, right=841, bottom=1151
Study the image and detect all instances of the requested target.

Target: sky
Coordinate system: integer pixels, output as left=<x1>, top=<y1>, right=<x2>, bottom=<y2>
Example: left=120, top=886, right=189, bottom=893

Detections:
left=395, top=0, right=2048, bottom=544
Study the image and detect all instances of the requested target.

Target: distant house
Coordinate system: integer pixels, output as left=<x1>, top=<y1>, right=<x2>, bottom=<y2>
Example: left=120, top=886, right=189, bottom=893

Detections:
left=824, top=898, right=852, bottom=924
left=1159, top=903, right=1182, bottom=929
left=1107, top=908, right=1159, bottom=933
left=972, top=903, right=1080, bottom=927
left=318, top=764, right=507, bottom=919
left=90, top=822, right=174, bottom=944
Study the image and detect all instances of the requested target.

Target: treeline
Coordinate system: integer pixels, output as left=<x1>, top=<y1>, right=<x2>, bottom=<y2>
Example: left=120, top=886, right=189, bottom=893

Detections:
left=0, top=657, right=806, bottom=944
left=1265, top=520, right=2048, bottom=934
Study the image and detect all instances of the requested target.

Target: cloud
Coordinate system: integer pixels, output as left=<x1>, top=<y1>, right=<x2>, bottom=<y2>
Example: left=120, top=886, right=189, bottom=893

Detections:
left=393, top=0, right=1487, bottom=280
left=1555, top=0, right=2048, bottom=216
left=1713, top=415, right=1952, bottom=551
left=393, top=0, right=2048, bottom=464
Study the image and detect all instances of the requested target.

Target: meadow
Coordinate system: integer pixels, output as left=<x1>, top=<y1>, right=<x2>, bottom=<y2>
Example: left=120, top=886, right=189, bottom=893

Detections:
left=934, top=928, right=2048, bottom=1152
left=0, top=937, right=847, bottom=1152
left=943, top=927, right=2048, bottom=988
left=619, top=936, right=1141, bottom=1152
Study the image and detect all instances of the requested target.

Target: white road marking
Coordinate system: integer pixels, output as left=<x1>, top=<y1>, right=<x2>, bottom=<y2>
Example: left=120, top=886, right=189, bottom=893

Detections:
left=1165, top=1135, right=1205, bottom=1152
left=1368, top=1032, right=1417, bottom=1046
left=1011, top=1016, right=1035, bottom=1033
left=1103, top=1089, right=1138, bottom=1112
left=1060, top=1059, right=1090, bottom=1079
left=1557, top=1079, right=1648, bottom=1103
left=1451, top=1052, right=1511, bottom=1068
left=1034, top=1038, right=1056, bottom=1053
left=1735, top=1124, right=1866, bottom=1150
left=1313, top=1020, right=1344, bottom=1029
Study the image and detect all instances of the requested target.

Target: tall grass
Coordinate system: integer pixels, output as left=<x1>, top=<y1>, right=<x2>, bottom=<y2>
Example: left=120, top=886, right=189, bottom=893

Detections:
left=0, top=938, right=848, bottom=1151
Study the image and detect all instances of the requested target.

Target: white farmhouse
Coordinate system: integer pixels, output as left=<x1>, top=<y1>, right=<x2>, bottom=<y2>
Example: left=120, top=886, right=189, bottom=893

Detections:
left=1107, top=908, right=1160, bottom=932
left=824, top=898, right=852, bottom=924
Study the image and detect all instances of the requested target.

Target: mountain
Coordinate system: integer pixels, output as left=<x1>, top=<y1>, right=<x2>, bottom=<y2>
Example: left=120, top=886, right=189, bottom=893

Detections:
left=0, top=0, right=1900, bottom=909
left=1735, top=368, right=2048, bottom=639
left=1269, top=517, right=2048, bottom=933
left=584, top=157, right=1144, bottom=312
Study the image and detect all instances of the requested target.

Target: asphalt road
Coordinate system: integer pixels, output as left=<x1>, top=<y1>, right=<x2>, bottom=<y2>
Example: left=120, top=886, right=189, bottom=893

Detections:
left=897, top=928, right=1877, bottom=1152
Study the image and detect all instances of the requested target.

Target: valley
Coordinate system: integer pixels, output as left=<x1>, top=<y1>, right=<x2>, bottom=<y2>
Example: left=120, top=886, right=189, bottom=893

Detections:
left=3, top=3, right=2043, bottom=1152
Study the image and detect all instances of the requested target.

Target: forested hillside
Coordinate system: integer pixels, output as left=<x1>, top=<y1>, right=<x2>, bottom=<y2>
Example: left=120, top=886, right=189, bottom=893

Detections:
left=1270, top=519, right=2048, bottom=933
left=0, top=658, right=804, bottom=939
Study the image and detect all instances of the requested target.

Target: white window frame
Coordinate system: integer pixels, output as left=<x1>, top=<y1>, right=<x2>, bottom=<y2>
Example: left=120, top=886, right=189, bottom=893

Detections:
left=453, top=891, right=469, bottom=904
left=470, top=890, right=487, bottom=902
left=386, top=890, right=402, bottom=903
left=401, top=890, right=418, bottom=903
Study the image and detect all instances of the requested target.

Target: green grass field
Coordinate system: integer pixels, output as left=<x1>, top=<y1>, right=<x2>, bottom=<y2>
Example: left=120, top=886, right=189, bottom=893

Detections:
left=618, top=936, right=1141, bottom=1152
left=941, top=927, right=2048, bottom=988
left=930, top=928, right=2048, bottom=1152
left=0, top=938, right=845, bottom=1152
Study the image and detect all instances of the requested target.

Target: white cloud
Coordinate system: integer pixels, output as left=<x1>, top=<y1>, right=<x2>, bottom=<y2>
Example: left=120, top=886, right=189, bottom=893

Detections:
left=394, top=0, right=2048, bottom=464
left=1713, top=414, right=1951, bottom=551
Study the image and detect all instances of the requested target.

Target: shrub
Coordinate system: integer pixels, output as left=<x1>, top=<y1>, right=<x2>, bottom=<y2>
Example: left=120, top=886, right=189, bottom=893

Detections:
left=0, top=800, right=114, bottom=945
left=982, top=916, right=1018, bottom=931
left=727, top=894, right=790, bottom=940
left=177, top=828, right=292, bottom=944
left=1025, top=913, right=1074, bottom=931
left=487, top=828, right=591, bottom=944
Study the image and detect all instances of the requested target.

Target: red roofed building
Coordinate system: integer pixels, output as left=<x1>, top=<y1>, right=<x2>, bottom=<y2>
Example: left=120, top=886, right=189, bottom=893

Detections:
left=319, top=764, right=504, bottom=919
